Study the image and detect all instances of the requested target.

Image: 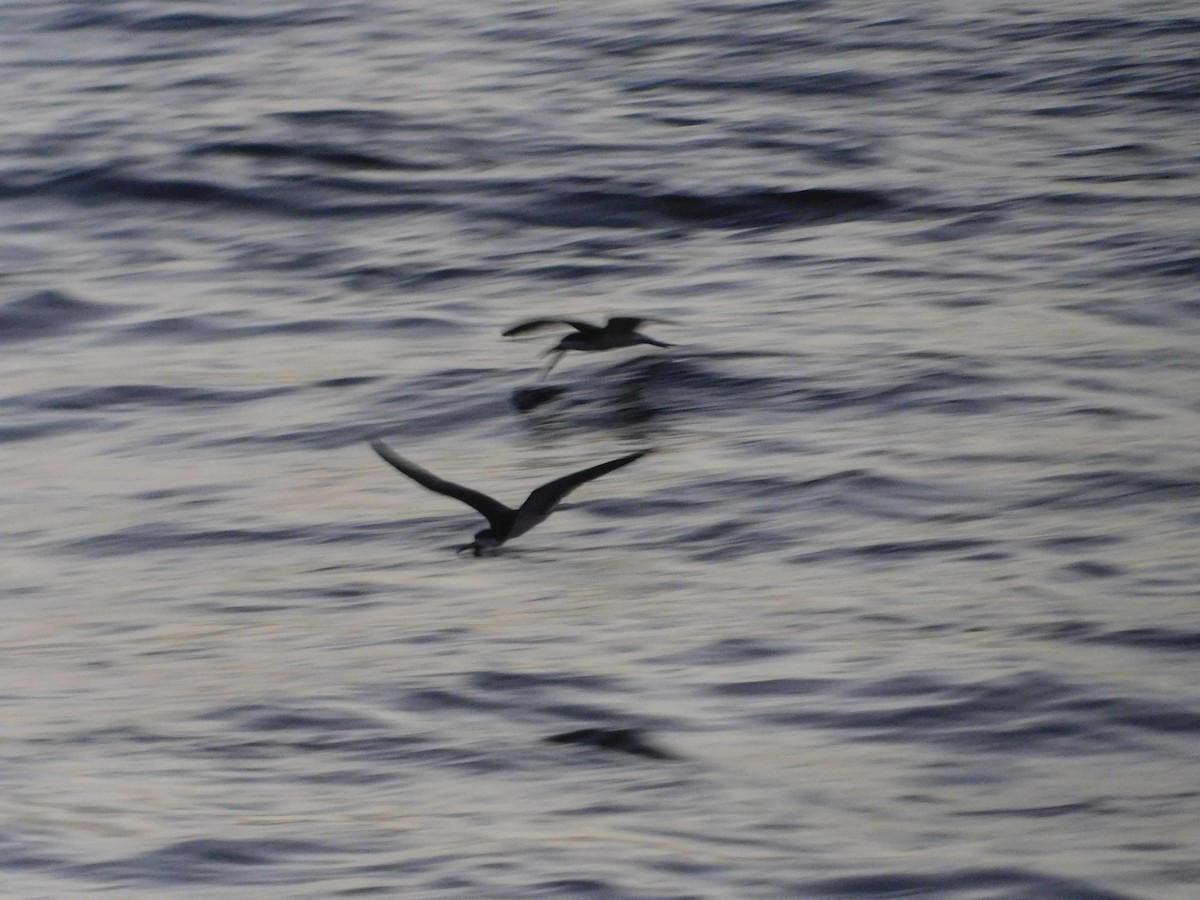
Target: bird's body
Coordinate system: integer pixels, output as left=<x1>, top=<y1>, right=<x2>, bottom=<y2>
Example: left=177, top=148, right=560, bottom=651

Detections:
left=370, top=440, right=649, bottom=555
left=503, top=316, right=674, bottom=375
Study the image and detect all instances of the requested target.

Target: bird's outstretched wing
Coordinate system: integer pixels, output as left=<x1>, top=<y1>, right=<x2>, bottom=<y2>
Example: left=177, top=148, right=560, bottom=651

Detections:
left=509, top=450, right=650, bottom=540
left=538, top=349, right=567, bottom=379
left=370, top=440, right=515, bottom=534
left=502, top=318, right=599, bottom=338
left=605, top=316, right=676, bottom=333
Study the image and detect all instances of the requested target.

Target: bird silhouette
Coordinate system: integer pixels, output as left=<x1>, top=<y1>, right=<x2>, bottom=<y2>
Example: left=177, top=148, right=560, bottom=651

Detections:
left=502, top=316, right=674, bottom=376
left=370, top=440, right=650, bottom=555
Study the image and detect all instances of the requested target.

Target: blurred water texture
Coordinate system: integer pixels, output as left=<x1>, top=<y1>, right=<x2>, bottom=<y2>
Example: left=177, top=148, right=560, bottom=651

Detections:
left=2, top=2, right=1199, bottom=897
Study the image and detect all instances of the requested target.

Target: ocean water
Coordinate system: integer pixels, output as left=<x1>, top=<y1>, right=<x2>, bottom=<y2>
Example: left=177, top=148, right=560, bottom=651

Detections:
left=2, top=1, right=1199, bottom=897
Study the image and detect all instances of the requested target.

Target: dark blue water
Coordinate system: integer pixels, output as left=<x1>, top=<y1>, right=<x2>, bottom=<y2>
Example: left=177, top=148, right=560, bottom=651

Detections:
left=3, top=2, right=1198, bottom=897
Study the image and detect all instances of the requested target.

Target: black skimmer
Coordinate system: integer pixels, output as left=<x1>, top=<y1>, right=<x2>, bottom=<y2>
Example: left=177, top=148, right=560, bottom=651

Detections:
left=502, top=316, right=674, bottom=375
left=370, top=440, right=650, bottom=555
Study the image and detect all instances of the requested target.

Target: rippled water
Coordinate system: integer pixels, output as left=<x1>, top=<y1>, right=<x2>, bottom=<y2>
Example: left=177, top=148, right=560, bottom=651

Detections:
left=3, top=2, right=1199, bottom=897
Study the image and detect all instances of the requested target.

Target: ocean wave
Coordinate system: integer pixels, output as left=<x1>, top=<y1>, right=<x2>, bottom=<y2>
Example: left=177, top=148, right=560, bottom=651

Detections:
left=17, top=383, right=292, bottom=412
left=0, top=289, right=119, bottom=343
left=501, top=183, right=901, bottom=229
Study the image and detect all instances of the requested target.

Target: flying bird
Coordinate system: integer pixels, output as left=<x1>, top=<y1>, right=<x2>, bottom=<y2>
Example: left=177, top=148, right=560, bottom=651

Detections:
left=370, top=440, right=650, bottom=555
left=502, top=316, right=675, bottom=376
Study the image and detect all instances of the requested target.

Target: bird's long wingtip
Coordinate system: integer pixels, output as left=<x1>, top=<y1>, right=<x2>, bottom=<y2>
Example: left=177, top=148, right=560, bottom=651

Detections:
left=602, top=448, right=654, bottom=469
left=539, top=350, right=565, bottom=378
left=370, top=438, right=408, bottom=470
left=503, top=318, right=558, bottom=337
